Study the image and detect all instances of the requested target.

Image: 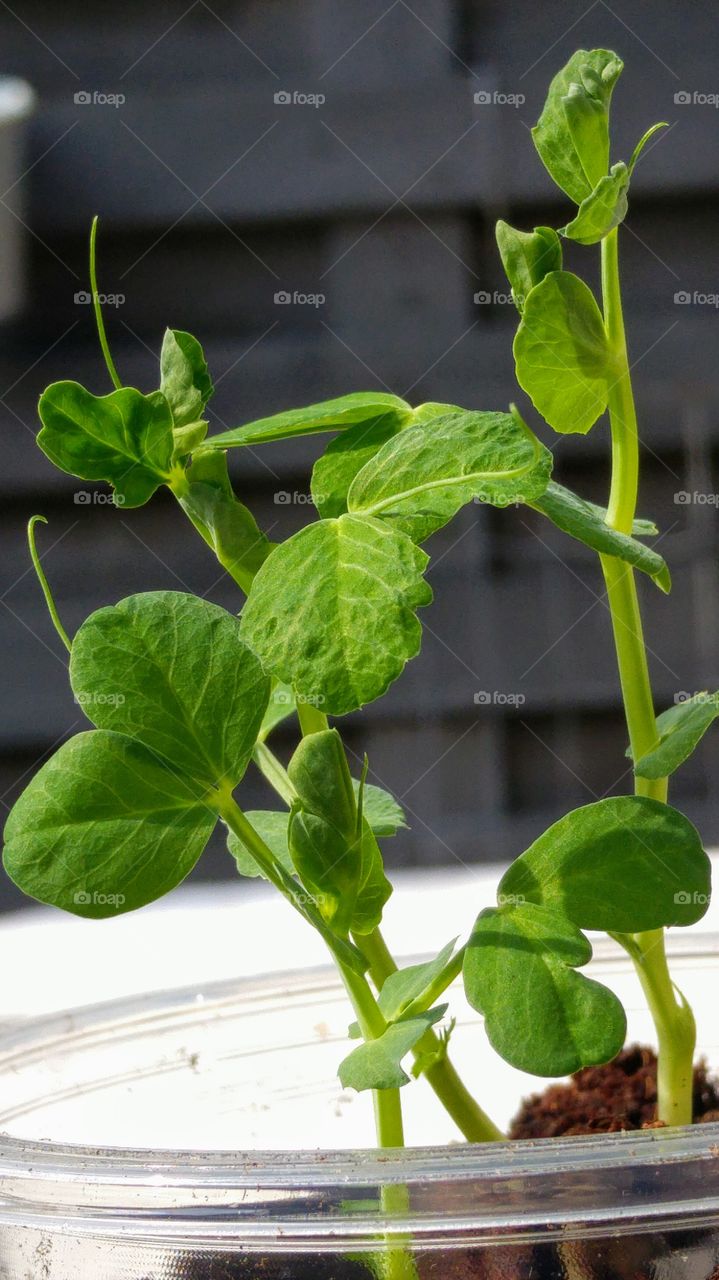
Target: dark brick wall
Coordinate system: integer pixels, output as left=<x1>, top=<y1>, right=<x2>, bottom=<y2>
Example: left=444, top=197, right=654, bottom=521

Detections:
left=1, top=1, right=718, bottom=908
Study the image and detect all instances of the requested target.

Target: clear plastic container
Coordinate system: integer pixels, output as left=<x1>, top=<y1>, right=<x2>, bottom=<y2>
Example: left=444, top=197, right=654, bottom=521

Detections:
left=0, top=935, right=718, bottom=1278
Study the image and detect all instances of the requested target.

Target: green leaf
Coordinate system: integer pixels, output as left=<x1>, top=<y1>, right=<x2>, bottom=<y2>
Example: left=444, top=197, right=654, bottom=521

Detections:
left=561, top=163, right=629, bottom=245
left=347, top=409, right=552, bottom=542
left=179, top=451, right=273, bottom=589
left=160, top=328, right=214, bottom=432
left=496, top=222, right=562, bottom=313
left=377, top=940, right=457, bottom=1022
left=257, top=681, right=296, bottom=741
left=339, top=1006, right=447, bottom=1091
left=70, top=591, right=270, bottom=788
left=531, top=481, right=670, bottom=592
left=464, top=902, right=626, bottom=1076
left=287, top=731, right=392, bottom=935
left=499, top=796, right=711, bottom=933
left=240, top=515, right=432, bottom=716
left=532, top=50, right=623, bottom=202
left=207, top=392, right=413, bottom=449
left=514, top=271, right=614, bottom=435
left=632, top=693, right=719, bottom=780
left=3, top=731, right=217, bottom=917
left=227, top=810, right=295, bottom=879
left=355, top=781, right=407, bottom=837
left=311, top=412, right=407, bottom=520
left=411, top=401, right=464, bottom=422
left=37, top=381, right=175, bottom=508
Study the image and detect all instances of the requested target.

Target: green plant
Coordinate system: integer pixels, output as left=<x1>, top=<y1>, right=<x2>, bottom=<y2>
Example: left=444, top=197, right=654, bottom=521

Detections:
left=3, top=48, right=714, bottom=1249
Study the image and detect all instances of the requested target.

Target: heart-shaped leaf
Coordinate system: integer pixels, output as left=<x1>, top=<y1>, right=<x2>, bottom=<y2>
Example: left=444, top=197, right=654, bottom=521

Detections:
left=496, top=222, right=563, bottom=313
left=3, top=731, right=217, bottom=917
left=464, top=902, right=626, bottom=1076
left=339, top=1006, right=447, bottom=1091
left=240, top=515, right=432, bottom=715
left=160, top=328, right=213, bottom=432
left=532, top=49, right=623, bottom=203
left=531, top=481, right=670, bottom=591
left=207, top=392, right=412, bottom=449
left=348, top=409, right=552, bottom=542
left=38, top=381, right=175, bottom=507
left=70, top=591, right=270, bottom=788
left=632, top=693, right=719, bottom=780
left=514, top=272, right=614, bottom=435
left=499, top=796, right=711, bottom=933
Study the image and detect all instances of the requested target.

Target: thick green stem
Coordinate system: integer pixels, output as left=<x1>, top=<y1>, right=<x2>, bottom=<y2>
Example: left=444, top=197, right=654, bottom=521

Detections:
left=600, top=228, right=695, bottom=1125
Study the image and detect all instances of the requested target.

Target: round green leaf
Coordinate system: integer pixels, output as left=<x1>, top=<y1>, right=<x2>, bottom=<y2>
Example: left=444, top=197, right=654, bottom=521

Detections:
left=3, top=731, right=217, bottom=917
left=499, top=796, right=711, bottom=933
left=464, top=902, right=626, bottom=1076
left=240, top=514, right=432, bottom=715
left=70, top=591, right=270, bottom=788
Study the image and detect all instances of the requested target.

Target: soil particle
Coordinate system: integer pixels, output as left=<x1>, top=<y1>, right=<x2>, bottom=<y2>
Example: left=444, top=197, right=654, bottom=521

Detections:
left=509, top=1045, right=719, bottom=1138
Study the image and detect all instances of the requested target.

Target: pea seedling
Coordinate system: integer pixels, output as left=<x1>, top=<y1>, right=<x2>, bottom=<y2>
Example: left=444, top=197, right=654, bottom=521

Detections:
left=4, top=50, right=714, bottom=1213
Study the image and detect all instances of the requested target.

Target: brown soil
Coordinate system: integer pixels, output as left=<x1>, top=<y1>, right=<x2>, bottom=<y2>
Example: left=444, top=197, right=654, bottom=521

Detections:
left=509, top=1043, right=719, bottom=1138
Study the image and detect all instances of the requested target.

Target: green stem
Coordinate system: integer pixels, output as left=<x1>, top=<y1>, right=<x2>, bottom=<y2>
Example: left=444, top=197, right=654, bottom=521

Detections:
left=360, top=929, right=504, bottom=1143
left=253, top=737, right=504, bottom=1142
left=89, top=216, right=122, bottom=391
left=27, top=516, right=72, bottom=653
left=253, top=739, right=296, bottom=806
left=600, top=228, right=695, bottom=1125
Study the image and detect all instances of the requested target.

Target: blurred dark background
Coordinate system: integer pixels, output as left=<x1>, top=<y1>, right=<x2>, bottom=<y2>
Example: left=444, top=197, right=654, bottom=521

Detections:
left=1, top=1, right=718, bottom=909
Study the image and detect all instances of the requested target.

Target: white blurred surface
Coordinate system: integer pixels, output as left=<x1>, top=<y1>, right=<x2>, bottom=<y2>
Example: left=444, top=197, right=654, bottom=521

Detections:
left=1, top=859, right=718, bottom=1019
